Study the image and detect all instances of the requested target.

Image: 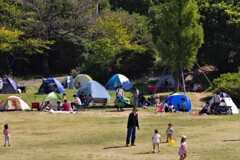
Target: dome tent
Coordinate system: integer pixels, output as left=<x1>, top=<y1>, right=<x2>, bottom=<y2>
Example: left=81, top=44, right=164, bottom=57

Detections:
left=1, top=77, right=18, bottom=93
left=105, top=74, right=133, bottom=91
left=73, top=74, right=92, bottom=89
left=209, top=92, right=239, bottom=114
left=163, top=93, right=192, bottom=112
left=38, top=77, right=65, bottom=94
left=77, top=80, right=110, bottom=104
left=61, top=76, right=74, bottom=89
left=41, top=92, right=64, bottom=109
left=0, top=96, right=31, bottom=111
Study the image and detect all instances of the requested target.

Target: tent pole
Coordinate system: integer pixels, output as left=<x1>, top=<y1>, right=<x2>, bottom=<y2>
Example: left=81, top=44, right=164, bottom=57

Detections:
left=180, top=62, right=186, bottom=94
left=195, top=61, right=213, bottom=86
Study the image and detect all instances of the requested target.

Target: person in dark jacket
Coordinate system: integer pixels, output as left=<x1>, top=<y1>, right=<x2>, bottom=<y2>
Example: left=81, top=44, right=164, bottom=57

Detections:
left=126, top=107, right=140, bottom=147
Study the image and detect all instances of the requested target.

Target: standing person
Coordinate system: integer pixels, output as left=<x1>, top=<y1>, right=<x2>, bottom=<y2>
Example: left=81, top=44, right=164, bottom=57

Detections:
left=165, top=123, right=174, bottom=143
left=152, top=129, right=161, bottom=153
left=126, top=108, right=140, bottom=147
left=0, top=78, right=3, bottom=93
left=133, top=87, right=139, bottom=107
left=178, top=135, right=187, bottom=160
left=212, top=91, right=221, bottom=113
left=116, top=85, right=124, bottom=98
left=3, top=124, right=11, bottom=146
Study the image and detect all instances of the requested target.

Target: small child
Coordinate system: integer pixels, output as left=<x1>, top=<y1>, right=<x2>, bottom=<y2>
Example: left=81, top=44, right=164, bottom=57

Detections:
left=165, top=123, right=174, bottom=143
left=178, top=135, right=187, bottom=160
left=3, top=124, right=11, bottom=146
left=152, top=129, right=161, bottom=153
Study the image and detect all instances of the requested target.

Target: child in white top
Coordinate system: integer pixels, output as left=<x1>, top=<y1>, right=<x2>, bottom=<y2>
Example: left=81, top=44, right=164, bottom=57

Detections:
left=3, top=124, right=11, bottom=146
left=152, top=129, right=161, bottom=152
left=178, top=135, right=187, bottom=160
left=165, top=123, right=174, bottom=143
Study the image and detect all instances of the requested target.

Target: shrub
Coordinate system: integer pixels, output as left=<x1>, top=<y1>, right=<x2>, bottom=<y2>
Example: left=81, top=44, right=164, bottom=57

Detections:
left=210, top=68, right=240, bottom=107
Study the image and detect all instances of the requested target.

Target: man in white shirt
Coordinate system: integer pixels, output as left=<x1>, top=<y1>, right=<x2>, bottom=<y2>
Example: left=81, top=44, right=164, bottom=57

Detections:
left=71, top=94, right=82, bottom=110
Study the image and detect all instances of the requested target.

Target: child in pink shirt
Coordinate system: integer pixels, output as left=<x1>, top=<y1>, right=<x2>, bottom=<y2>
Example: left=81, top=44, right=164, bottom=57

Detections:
left=178, top=135, right=187, bottom=160
left=3, top=124, right=11, bottom=146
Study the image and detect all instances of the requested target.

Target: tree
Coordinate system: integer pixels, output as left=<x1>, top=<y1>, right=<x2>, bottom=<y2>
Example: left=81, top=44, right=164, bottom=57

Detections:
left=156, top=0, right=204, bottom=92
left=22, top=0, right=95, bottom=76
left=198, top=1, right=240, bottom=73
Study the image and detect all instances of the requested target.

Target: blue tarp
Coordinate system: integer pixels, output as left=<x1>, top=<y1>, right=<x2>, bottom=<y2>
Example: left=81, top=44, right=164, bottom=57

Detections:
left=163, top=94, right=192, bottom=112
left=77, top=80, right=110, bottom=100
left=38, top=78, right=65, bottom=94
left=1, top=78, right=17, bottom=93
left=105, top=74, right=133, bottom=91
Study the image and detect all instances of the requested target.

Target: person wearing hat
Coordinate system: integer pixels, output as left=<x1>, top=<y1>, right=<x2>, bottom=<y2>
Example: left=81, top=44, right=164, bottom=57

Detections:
left=126, top=108, right=140, bottom=147
left=178, top=135, right=187, bottom=160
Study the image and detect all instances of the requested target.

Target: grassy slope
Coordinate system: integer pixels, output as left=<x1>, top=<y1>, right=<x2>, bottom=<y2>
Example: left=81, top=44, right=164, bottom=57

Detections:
left=0, top=80, right=239, bottom=160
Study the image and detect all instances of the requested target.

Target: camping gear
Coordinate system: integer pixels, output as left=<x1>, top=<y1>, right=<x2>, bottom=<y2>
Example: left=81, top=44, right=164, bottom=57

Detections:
left=115, top=96, right=130, bottom=108
left=41, top=92, right=64, bottom=109
left=1, top=77, right=18, bottom=93
left=31, top=96, right=40, bottom=110
left=73, top=74, right=92, bottom=89
left=105, top=74, right=133, bottom=91
left=38, top=77, right=65, bottom=94
left=77, top=80, right=110, bottom=104
left=61, top=76, right=74, bottom=89
left=209, top=92, right=238, bottom=114
left=162, top=93, right=192, bottom=112
left=0, top=96, right=31, bottom=111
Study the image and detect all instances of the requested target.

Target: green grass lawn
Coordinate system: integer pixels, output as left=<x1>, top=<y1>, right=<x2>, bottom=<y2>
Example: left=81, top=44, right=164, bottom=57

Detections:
left=0, top=82, right=239, bottom=160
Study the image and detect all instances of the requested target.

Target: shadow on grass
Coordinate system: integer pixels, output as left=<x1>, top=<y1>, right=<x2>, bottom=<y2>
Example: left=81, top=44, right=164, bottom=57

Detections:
left=103, top=145, right=127, bottom=149
left=200, top=96, right=212, bottom=102
left=222, top=139, right=240, bottom=142
left=136, top=151, right=160, bottom=154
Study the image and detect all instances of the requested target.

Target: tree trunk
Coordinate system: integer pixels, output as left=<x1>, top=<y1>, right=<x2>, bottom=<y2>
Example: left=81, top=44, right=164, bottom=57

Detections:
left=43, top=54, right=49, bottom=77
left=174, top=70, right=180, bottom=93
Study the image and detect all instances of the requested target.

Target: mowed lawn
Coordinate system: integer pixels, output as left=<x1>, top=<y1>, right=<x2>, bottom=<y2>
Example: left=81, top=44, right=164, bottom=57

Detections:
left=0, top=108, right=239, bottom=160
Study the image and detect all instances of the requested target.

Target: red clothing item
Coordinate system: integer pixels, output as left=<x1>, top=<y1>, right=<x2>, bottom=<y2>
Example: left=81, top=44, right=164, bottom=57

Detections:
left=62, top=102, right=71, bottom=111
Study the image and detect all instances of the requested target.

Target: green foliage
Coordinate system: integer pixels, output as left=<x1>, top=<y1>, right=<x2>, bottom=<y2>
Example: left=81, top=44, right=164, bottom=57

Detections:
left=198, top=1, right=240, bottom=73
left=82, top=9, right=154, bottom=82
left=0, top=27, right=23, bottom=52
left=210, top=68, right=240, bottom=105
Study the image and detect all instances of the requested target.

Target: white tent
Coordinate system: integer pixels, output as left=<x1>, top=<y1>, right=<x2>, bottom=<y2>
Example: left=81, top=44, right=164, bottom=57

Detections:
left=0, top=96, right=31, bottom=111
left=209, top=96, right=239, bottom=114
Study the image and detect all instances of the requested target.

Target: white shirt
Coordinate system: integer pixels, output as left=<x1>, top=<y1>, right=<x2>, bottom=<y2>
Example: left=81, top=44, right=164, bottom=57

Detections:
left=74, top=97, right=82, bottom=105
left=166, top=127, right=174, bottom=135
left=116, top=88, right=124, bottom=97
left=152, top=133, right=161, bottom=143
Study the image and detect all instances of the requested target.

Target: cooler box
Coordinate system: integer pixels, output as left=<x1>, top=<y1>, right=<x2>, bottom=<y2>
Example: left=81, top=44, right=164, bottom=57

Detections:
left=32, top=102, right=40, bottom=110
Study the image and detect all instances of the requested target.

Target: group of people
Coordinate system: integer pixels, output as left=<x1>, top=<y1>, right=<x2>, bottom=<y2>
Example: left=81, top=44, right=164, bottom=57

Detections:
left=155, top=97, right=187, bottom=113
left=126, top=108, right=187, bottom=160
left=199, top=91, right=227, bottom=115
left=42, top=93, right=93, bottom=111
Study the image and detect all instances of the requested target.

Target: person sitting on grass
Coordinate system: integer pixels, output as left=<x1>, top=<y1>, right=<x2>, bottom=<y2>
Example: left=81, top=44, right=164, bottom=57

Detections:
left=199, top=102, right=210, bottom=115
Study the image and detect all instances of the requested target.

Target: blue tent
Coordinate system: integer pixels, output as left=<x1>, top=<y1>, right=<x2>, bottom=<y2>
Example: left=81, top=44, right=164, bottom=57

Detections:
left=77, top=80, right=110, bottom=103
left=1, top=77, right=18, bottom=93
left=163, top=93, right=192, bottom=112
left=61, top=76, right=74, bottom=89
left=105, top=74, right=133, bottom=91
left=38, top=78, right=65, bottom=94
